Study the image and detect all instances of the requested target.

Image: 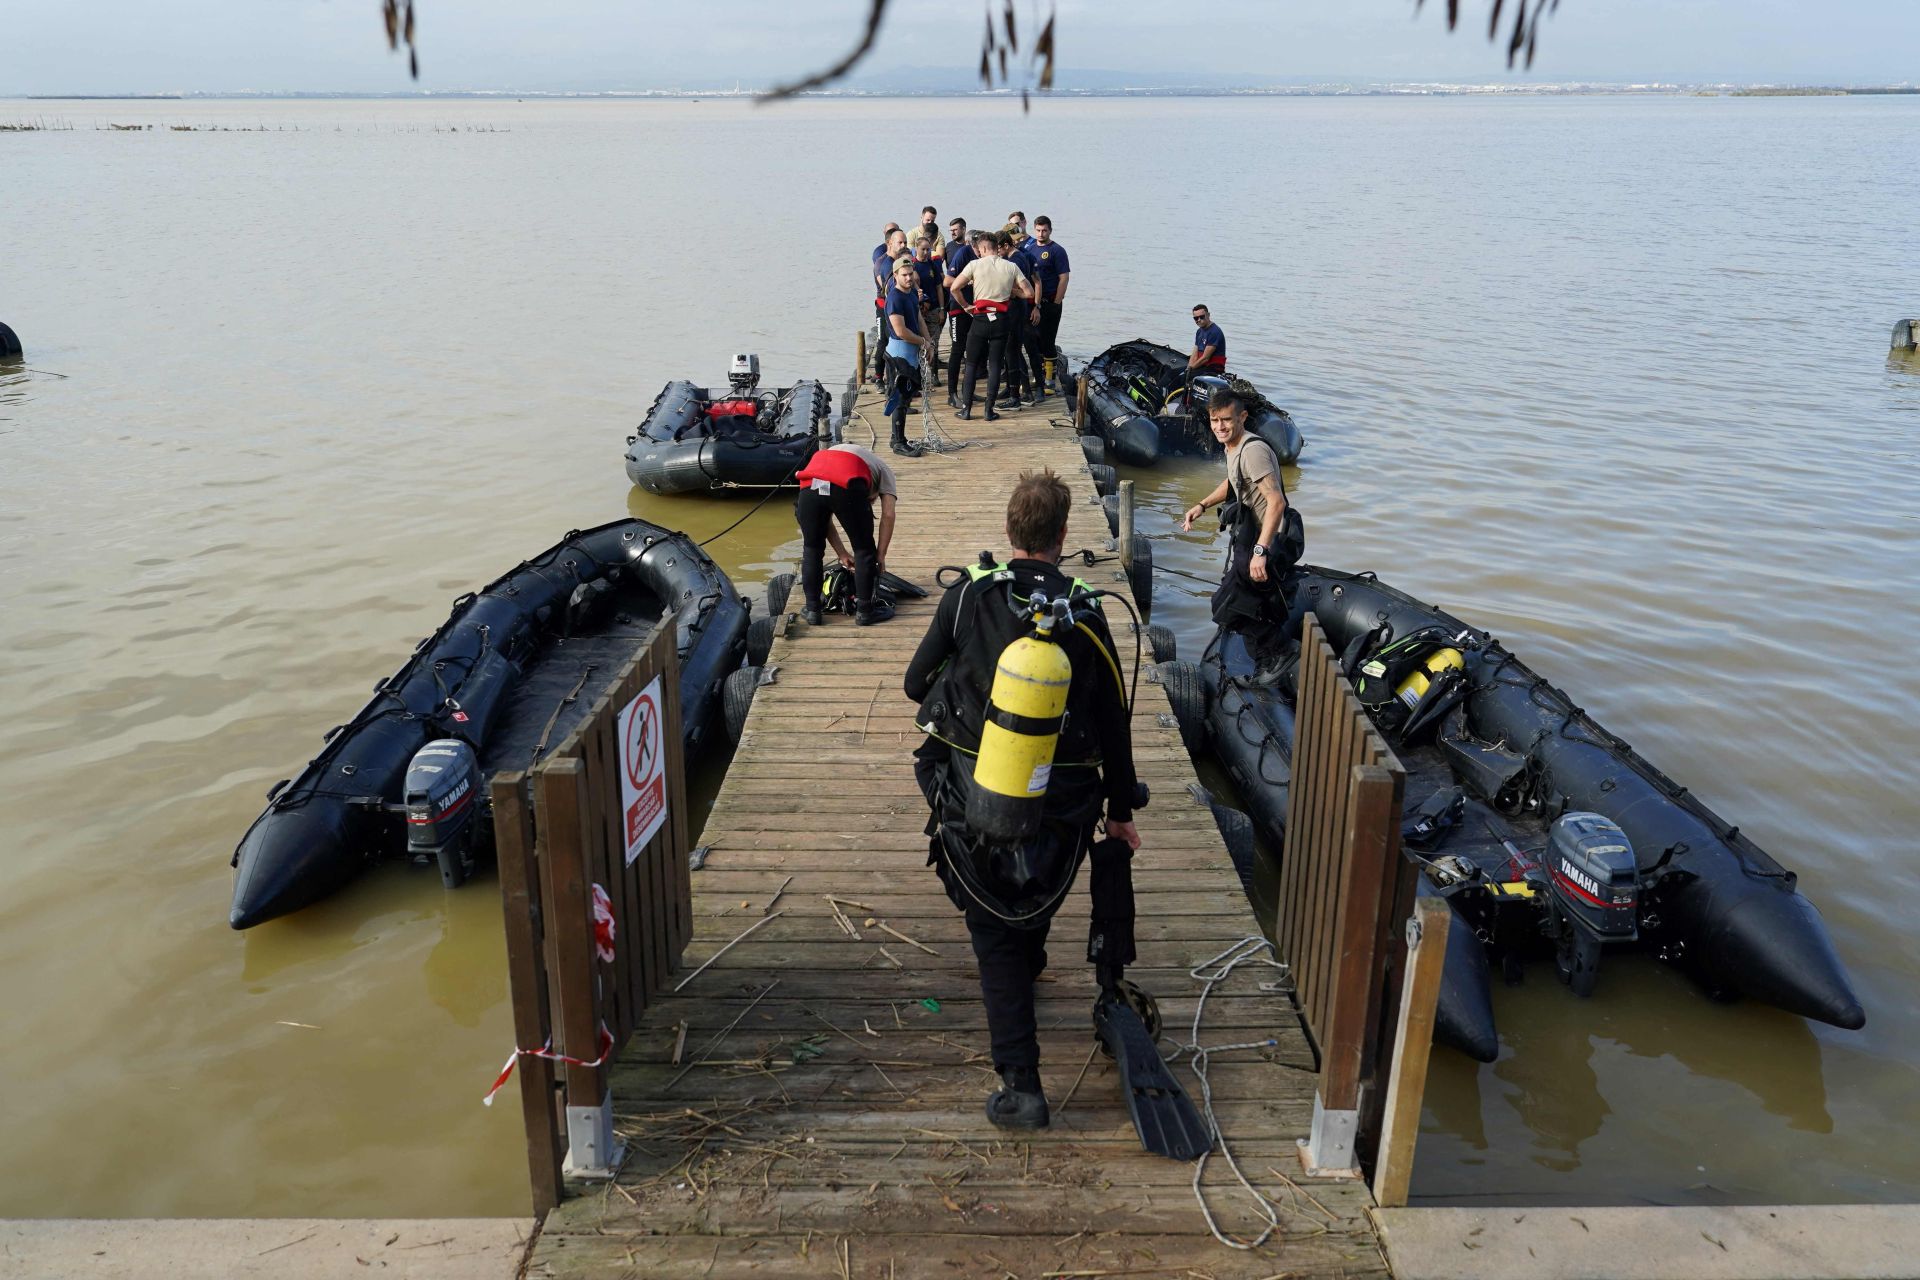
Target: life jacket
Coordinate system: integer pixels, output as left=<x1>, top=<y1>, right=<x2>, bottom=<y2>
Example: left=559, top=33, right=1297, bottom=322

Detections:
left=794, top=448, right=871, bottom=491
left=914, top=556, right=1116, bottom=767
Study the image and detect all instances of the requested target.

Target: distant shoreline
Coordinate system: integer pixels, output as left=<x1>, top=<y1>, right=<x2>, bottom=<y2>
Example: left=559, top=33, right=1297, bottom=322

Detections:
left=17, top=84, right=1920, bottom=102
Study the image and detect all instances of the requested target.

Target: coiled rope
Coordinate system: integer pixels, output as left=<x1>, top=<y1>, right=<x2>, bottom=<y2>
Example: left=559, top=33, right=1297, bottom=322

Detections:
left=1167, top=936, right=1292, bottom=1250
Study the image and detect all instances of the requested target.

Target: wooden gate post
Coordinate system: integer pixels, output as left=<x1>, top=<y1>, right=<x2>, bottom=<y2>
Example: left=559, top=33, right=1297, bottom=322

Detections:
left=492, top=771, right=563, bottom=1215
left=537, top=757, right=624, bottom=1179
left=1372, top=895, right=1453, bottom=1208
left=1301, top=761, right=1402, bottom=1176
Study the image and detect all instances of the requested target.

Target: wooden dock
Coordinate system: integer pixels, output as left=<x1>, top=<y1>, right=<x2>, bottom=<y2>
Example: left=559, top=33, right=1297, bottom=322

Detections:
left=526, top=390, right=1387, bottom=1279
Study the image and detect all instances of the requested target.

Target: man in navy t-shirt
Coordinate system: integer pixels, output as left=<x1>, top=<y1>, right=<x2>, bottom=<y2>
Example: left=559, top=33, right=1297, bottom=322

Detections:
left=1030, top=216, right=1071, bottom=385
left=909, top=237, right=945, bottom=375
left=1189, top=304, right=1226, bottom=372
left=870, top=225, right=906, bottom=385
left=882, top=256, right=928, bottom=457
left=1004, top=232, right=1042, bottom=403
left=943, top=218, right=976, bottom=403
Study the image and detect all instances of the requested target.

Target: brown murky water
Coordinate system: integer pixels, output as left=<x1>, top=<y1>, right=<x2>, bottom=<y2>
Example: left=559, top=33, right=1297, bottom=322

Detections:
left=2, top=94, right=1915, bottom=1215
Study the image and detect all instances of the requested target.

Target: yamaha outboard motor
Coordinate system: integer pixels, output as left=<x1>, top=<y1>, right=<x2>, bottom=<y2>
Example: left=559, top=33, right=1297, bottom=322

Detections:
left=1543, top=811, right=1639, bottom=996
left=404, top=739, right=486, bottom=889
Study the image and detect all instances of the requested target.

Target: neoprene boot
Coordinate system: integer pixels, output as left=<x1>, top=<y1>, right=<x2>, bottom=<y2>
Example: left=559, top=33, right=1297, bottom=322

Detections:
left=889, top=422, right=921, bottom=457
left=985, top=1066, right=1050, bottom=1129
left=855, top=598, right=895, bottom=626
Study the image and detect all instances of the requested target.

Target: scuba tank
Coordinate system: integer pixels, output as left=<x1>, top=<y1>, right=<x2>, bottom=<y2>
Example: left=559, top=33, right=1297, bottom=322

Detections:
left=1397, top=647, right=1464, bottom=709
left=966, top=593, right=1073, bottom=842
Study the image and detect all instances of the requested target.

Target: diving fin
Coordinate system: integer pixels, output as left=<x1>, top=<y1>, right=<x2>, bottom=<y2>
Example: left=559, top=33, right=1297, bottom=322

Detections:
left=880, top=570, right=928, bottom=599
left=1400, top=668, right=1467, bottom=742
left=1093, top=991, right=1211, bottom=1161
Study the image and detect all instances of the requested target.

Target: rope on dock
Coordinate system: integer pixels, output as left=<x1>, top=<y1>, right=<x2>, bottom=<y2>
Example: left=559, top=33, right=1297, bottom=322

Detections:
left=1174, top=936, right=1291, bottom=1250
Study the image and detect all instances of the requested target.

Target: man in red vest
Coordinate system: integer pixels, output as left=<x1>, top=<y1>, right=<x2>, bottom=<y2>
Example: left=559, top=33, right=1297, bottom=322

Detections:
left=792, top=443, right=899, bottom=626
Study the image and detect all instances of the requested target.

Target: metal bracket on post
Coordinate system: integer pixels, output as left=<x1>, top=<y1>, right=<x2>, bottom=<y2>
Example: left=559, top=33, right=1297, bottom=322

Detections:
left=1298, top=1093, right=1362, bottom=1179
left=563, top=1097, right=625, bottom=1180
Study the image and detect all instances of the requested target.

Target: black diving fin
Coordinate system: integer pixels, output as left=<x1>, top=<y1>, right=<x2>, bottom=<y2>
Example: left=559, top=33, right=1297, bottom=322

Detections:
left=1093, top=988, right=1211, bottom=1161
left=879, top=570, right=928, bottom=599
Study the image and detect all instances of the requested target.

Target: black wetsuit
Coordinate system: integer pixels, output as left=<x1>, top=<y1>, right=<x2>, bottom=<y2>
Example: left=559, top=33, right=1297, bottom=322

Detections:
left=1210, top=453, right=1304, bottom=665
left=794, top=476, right=877, bottom=613
left=904, top=558, right=1138, bottom=1073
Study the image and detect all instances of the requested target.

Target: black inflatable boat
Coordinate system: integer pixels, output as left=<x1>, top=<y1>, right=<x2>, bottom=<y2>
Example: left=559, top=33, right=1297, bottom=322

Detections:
left=1162, top=567, right=1865, bottom=1060
left=1078, top=340, right=1302, bottom=468
left=624, top=354, right=831, bottom=495
left=228, top=519, right=751, bottom=929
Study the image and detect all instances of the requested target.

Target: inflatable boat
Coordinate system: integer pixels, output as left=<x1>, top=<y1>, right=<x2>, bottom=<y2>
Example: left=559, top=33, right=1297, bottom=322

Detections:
left=624, top=354, right=831, bottom=495
left=228, top=519, right=751, bottom=929
left=1160, top=567, right=1865, bottom=1060
left=1077, top=340, right=1302, bottom=468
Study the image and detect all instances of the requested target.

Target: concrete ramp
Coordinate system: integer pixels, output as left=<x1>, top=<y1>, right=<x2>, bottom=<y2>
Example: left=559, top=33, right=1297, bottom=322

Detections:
left=1375, top=1205, right=1920, bottom=1280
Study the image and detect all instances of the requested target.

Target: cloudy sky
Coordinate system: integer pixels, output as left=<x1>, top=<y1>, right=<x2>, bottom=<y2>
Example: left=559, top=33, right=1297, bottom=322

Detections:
left=7, top=0, right=1918, bottom=95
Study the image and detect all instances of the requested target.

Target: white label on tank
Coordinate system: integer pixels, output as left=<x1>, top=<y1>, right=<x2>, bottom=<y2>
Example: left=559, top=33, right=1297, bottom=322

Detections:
left=1026, top=763, right=1051, bottom=794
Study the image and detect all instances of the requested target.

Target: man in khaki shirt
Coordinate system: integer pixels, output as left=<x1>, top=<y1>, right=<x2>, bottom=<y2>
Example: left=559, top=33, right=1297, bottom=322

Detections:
left=947, top=232, right=1036, bottom=421
left=915, top=205, right=945, bottom=258
left=1182, top=389, right=1302, bottom=678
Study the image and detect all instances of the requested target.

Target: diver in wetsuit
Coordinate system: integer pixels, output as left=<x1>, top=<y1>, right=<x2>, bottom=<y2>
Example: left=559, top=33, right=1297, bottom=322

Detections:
left=1182, top=388, right=1303, bottom=680
left=793, top=442, right=900, bottom=627
left=904, top=468, right=1140, bottom=1129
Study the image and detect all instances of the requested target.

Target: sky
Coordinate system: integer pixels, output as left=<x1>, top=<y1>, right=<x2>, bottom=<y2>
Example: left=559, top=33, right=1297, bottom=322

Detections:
left=5, top=0, right=1918, bottom=96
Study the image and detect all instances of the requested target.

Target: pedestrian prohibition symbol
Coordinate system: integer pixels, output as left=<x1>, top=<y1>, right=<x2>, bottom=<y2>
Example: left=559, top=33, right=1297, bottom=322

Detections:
left=617, top=675, right=668, bottom=864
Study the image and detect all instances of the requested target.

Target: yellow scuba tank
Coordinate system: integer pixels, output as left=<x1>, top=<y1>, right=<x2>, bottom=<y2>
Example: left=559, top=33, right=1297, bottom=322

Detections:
left=1396, top=647, right=1464, bottom=709
left=967, top=599, right=1073, bottom=842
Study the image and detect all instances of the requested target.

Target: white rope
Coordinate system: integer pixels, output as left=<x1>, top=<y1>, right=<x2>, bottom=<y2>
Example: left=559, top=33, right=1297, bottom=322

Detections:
left=1168, top=935, right=1292, bottom=1250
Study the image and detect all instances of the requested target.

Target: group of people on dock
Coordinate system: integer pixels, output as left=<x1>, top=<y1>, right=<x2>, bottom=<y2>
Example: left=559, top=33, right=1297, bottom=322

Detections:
left=870, top=207, right=1072, bottom=453
left=772, top=213, right=1298, bottom=1130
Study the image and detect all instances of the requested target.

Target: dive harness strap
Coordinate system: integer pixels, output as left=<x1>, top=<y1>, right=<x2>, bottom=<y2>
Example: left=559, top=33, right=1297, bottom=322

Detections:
left=986, top=704, right=1065, bottom=738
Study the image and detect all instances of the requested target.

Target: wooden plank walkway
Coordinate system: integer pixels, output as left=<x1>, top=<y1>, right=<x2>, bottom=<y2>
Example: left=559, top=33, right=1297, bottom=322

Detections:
left=527, top=392, right=1387, bottom=1279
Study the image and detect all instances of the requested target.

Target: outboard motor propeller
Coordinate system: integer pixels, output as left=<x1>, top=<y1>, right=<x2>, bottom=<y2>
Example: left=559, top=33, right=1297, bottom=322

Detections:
left=1543, top=811, right=1639, bottom=997
left=404, top=738, right=487, bottom=889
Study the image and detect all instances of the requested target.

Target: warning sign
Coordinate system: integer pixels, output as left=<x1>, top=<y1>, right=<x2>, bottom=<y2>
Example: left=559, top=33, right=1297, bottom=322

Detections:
left=617, top=675, right=668, bottom=865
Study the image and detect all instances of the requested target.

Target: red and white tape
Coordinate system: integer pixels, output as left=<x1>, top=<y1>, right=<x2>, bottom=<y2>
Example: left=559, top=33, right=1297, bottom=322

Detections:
left=482, top=1022, right=614, bottom=1106
left=592, top=882, right=616, bottom=964
left=485, top=883, right=618, bottom=1107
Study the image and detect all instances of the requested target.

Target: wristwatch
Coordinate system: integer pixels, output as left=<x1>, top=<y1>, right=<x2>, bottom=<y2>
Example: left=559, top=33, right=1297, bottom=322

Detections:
left=1252, top=544, right=1270, bottom=559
